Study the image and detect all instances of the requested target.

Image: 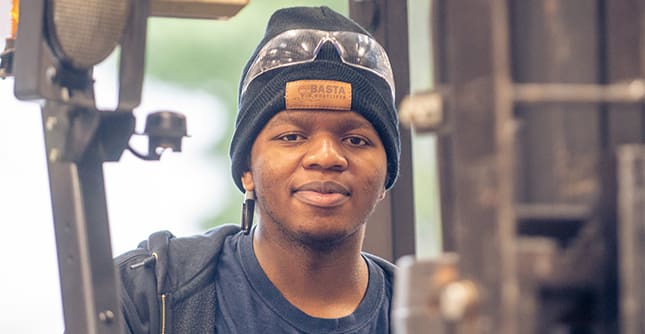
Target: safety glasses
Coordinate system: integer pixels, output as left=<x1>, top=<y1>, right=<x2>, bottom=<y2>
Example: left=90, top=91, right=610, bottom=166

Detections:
left=241, top=29, right=395, bottom=100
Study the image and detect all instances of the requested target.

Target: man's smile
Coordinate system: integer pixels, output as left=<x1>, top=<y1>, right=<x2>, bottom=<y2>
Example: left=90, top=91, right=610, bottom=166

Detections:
left=293, top=181, right=351, bottom=208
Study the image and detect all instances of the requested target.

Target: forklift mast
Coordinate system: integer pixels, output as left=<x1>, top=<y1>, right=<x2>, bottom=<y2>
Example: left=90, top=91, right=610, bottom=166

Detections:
left=390, top=1, right=645, bottom=333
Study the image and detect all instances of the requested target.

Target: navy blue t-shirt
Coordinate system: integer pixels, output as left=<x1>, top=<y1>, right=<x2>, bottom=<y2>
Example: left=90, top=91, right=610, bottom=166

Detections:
left=213, top=232, right=392, bottom=333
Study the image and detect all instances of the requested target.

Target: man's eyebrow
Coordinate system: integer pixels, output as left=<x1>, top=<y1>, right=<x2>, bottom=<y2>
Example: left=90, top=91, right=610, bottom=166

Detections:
left=264, top=113, right=312, bottom=129
left=336, top=118, right=375, bottom=132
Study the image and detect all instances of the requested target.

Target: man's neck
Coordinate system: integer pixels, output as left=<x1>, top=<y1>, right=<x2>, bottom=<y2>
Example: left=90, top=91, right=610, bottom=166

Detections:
left=252, top=224, right=369, bottom=318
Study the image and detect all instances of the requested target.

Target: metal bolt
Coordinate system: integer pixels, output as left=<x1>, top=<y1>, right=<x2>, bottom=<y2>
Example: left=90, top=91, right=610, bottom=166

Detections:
left=399, top=90, right=444, bottom=133
left=628, top=79, right=645, bottom=99
left=61, top=87, right=70, bottom=102
left=49, top=148, right=60, bottom=162
left=439, top=280, right=479, bottom=322
left=46, top=66, right=57, bottom=82
left=98, top=310, right=115, bottom=323
left=45, top=116, right=58, bottom=131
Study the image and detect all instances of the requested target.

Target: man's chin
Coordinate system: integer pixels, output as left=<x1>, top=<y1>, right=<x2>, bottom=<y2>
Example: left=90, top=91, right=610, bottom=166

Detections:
left=290, top=227, right=359, bottom=251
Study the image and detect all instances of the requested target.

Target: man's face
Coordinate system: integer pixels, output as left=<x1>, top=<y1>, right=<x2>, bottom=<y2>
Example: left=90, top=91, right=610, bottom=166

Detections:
left=242, top=109, right=388, bottom=247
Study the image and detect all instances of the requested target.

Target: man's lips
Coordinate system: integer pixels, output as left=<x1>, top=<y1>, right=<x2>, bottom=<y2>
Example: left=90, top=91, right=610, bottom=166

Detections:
left=293, top=181, right=351, bottom=208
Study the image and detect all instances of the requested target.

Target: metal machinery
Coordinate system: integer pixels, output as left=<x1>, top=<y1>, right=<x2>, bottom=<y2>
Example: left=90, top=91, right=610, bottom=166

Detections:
left=5, top=0, right=645, bottom=333
left=2, top=1, right=247, bottom=333
left=391, top=1, right=645, bottom=333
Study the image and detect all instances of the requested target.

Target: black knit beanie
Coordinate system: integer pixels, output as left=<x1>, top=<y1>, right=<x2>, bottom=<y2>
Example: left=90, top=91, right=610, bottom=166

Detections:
left=229, top=6, right=400, bottom=192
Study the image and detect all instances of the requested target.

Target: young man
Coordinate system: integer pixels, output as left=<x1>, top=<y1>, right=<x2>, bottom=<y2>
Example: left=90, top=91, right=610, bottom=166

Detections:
left=116, top=6, right=400, bottom=333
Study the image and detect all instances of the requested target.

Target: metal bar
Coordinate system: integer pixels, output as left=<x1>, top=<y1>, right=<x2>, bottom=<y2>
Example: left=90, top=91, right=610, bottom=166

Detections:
left=490, top=0, right=518, bottom=333
left=350, top=0, right=415, bottom=262
left=436, top=0, right=518, bottom=332
left=604, top=0, right=645, bottom=147
left=43, top=103, right=123, bottom=334
left=515, top=203, right=592, bottom=221
left=513, top=81, right=645, bottom=104
left=392, top=254, right=460, bottom=334
left=516, top=237, right=558, bottom=334
left=617, top=144, right=645, bottom=334
left=432, top=0, right=457, bottom=253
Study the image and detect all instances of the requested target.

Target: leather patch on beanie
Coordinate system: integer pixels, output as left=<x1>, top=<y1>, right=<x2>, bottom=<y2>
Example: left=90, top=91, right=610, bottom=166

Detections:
left=285, top=80, right=352, bottom=110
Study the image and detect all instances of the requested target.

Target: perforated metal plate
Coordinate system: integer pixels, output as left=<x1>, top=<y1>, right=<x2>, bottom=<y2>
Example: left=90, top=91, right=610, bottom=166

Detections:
left=47, top=0, right=129, bottom=69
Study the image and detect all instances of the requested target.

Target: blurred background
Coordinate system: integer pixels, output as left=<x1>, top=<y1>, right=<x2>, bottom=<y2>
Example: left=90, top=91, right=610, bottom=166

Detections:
left=0, top=0, right=437, bottom=332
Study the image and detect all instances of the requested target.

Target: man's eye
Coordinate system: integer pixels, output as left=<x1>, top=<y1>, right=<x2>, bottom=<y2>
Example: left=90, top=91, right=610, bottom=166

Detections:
left=344, top=136, right=370, bottom=146
left=279, top=133, right=303, bottom=141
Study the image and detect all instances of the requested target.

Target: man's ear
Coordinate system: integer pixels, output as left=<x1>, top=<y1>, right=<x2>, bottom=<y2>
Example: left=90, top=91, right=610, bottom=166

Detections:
left=241, top=171, right=254, bottom=192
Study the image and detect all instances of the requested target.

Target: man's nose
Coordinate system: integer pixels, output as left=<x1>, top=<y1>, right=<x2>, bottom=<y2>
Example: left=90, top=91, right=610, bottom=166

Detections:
left=302, top=135, right=349, bottom=171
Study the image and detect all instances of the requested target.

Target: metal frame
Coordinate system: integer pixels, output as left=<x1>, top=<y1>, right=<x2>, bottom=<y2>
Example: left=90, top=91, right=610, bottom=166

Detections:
left=433, top=1, right=518, bottom=332
left=618, top=145, right=645, bottom=334
left=428, top=0, right=645, bottom=333
left=42, top=103, right=130, bottom=334
left=349, top=0, right=416, bottom=262
left=12, top=0, right=149, bottom=332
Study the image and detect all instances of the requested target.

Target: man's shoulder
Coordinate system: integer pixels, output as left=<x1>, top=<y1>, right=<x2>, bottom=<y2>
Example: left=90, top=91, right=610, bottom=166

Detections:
left=115, top=224, right=242, bottom=291
left=363, top=252, right=397, bottom=278
left=115, top=225, right=241, bottom=333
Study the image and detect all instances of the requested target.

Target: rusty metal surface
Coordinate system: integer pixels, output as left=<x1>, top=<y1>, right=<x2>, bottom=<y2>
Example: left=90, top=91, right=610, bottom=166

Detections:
left=512, top=0, right=602, bottom=205
left=432, top=1, right=519, bottom=332
left=427, top=0, right=645, bottom=333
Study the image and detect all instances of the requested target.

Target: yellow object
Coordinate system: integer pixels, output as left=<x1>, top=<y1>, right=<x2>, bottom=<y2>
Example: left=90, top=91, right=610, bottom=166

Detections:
left=150, top=0, right=248, bottom=19
left=11, top=0, right=19, bottom=38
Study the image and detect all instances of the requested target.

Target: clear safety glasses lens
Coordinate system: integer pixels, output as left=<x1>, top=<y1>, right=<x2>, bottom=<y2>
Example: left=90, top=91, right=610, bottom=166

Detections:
left=241, top=29, right=395, bottom=99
